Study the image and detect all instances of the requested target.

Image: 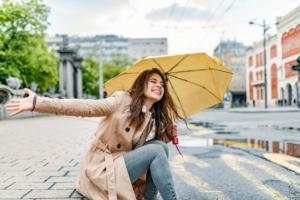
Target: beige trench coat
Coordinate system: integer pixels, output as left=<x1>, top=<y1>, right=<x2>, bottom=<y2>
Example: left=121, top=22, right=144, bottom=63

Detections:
left=34, top=90, right=169, bottom=200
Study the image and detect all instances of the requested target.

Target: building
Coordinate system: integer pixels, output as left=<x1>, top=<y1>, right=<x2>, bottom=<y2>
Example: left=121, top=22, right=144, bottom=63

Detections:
left=46, top=35, right=168, bottom=62
left=128, top=38, right=168, bottom=61
left=214, top=40, right=248, bottom=107
left=68, top=35, right=128, bottom=62
left=276, top=6, right=300, bottom=107
left=246, top=5, right=300, bottom=108
left=246, top=35, right=281, bottom=107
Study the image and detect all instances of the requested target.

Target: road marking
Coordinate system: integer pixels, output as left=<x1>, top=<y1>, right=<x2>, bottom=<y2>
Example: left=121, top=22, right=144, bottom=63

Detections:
left=241, top=154, right=300, bottom=191
left=170, top=155, right=230, bottom=200
left=222, top=154, right=289, bottom=200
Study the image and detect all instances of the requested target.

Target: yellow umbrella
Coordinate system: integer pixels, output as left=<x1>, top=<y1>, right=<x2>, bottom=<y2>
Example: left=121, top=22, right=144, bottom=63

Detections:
left=105, top=52, right=233, bottom=118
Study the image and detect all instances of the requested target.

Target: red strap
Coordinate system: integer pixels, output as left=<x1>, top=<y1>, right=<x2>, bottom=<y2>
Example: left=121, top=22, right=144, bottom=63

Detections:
left=175, top=144, right=184, bottom=158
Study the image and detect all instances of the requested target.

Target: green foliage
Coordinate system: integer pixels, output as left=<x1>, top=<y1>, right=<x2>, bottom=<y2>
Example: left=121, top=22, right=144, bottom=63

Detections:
left=82, top=54, right=132, bottom=97
left=104, top=54, right=134, bottom=69
left=82, top=58, right=99, bottom=97
left=0, top=0, right=58, bottom=92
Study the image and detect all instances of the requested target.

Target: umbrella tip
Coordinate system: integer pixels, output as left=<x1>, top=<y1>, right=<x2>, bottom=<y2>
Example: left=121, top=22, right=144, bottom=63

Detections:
left=164, top=72, right=169, bottom=82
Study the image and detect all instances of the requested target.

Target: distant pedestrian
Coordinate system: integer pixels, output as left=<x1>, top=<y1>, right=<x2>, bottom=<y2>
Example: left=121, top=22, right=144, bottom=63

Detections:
left=5, top=68, right=186, bottom=200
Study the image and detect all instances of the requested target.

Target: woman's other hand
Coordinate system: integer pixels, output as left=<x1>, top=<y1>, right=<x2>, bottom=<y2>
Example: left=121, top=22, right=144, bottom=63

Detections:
left=4, top=88, right=36, bottom=117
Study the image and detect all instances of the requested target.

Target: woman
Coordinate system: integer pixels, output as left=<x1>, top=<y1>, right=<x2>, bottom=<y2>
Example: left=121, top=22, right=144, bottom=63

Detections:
left=5, top=68, right=186, bottom=200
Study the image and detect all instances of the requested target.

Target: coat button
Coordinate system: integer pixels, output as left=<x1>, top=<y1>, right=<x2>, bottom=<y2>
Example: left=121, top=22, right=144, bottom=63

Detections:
left=125, top=127, right=130, bottom=132
left=117, top=143, right=122, bottom=149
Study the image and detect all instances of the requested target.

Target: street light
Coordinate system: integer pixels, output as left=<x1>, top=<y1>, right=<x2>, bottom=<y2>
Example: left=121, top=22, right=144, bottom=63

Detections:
left=97, top=41, right=104, bottom=99
left=249, top=19, right=270, bottom=109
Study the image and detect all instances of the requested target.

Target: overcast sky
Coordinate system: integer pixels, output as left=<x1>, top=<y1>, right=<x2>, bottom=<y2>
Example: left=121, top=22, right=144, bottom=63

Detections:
left=41, top=0, right=299, bottom=55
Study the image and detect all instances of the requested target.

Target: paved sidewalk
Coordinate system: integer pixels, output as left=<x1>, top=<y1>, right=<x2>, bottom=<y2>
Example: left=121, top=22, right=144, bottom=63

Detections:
left=0, top=116, right=94, bottom=199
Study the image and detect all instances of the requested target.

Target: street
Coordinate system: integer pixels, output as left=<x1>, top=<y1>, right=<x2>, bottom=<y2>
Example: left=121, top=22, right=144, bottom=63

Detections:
left=0, top=110, right=299, bottom=199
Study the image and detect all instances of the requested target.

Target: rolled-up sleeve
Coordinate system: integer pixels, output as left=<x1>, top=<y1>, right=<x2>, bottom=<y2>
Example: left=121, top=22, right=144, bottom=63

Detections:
left=34, top=90, right=127, bottom=117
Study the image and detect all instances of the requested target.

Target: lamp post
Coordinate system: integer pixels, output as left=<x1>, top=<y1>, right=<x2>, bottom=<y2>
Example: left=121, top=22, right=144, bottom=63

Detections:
left=249, top=20, right=270, bottom=109
left=97, top=41, right=104, bottom=99
left=292, top=56, right=300, bottom=108
left=99, top=57, right=104, bottom=99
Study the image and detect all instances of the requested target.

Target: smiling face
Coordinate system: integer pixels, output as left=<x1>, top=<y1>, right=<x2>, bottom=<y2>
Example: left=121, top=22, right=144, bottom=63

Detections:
left=144, top=73, right=165, bottom=103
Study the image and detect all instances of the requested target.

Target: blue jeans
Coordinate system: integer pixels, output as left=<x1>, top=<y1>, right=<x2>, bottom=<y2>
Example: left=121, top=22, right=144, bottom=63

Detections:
left=124, top=140, right=178, bottom=200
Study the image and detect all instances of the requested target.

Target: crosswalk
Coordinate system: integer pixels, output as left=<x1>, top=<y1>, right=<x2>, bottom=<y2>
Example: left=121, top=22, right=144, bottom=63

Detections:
left=169, top=149, right=300, bottom=200
left=170, top=154, right=230, bottom=200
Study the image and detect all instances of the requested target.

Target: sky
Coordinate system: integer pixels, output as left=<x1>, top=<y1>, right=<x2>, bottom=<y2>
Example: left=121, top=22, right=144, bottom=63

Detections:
left=39, top=0, right=300, bottom=55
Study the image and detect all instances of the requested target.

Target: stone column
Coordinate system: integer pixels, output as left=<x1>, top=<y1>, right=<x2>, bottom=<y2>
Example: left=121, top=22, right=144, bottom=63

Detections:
left=66, top=60, right=74, bottom=98
left=74, top=57, right=83, bottom=99
left=59, top=61, right=65, bottom=96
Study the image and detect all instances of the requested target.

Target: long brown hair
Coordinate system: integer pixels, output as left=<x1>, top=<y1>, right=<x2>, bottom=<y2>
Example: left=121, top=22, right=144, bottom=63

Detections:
left=128, top=68, right=187, bottom=142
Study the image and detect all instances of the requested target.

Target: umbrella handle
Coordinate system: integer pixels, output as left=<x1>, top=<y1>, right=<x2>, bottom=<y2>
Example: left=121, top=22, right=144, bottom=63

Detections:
left=172, top=135, right=183, bottom=158
left=172, top=135, right=178, bottom=144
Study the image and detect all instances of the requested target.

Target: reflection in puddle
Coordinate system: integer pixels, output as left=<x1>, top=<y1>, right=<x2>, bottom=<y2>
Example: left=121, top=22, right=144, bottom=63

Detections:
left=189, top=121, right=238, bottom=134
left=180, top=138, right=300, bottom=158
left=190, top=121, right=226, bottom=129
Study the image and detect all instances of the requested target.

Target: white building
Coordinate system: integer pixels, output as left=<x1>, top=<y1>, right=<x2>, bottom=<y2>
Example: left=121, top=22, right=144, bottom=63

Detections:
left=276, top=6, right=300, bottom=106
left=246, top=35, right=281, bottom=107
left=246, top=5, right=300, bottom=108
left=128, top=38, right=168, bottom=61
left=68, top=35, right=128, bottom=62
left=46, top=35, right=168, bottom=63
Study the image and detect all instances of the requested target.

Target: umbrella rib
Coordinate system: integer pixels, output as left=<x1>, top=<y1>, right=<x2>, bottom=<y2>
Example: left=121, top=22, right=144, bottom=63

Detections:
left=152, top=58, right=165, bottom=72
left=168, top=74, right=222, bottom=101
left=166, top=54, right=189, bottom=73
left=169, top=68, right=233, bottom=75
left=168, top=78, right=188, bottom=119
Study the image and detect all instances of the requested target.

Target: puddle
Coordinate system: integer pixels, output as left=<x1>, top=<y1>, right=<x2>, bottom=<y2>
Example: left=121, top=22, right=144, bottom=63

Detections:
left=189, top=122, right=239, bottom=135
left=190, top=121, right=225, bottom=129
left=214, top=130, right=239, bottom=135
left=180, top=138, right=300, bottom=158
left=189, top=121, right=238, bottom=134
left=187, top=121, right=300, bottom=158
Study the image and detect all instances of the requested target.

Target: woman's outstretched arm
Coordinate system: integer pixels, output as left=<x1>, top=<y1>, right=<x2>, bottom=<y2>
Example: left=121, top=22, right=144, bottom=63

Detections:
left=5, top=88, right=125, bottom=117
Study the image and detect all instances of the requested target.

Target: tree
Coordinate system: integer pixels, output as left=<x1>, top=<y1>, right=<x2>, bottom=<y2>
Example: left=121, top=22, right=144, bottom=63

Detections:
left=0, top=0, right=58, bottom=92
left=105, top=53, right=134, bottom=69
left=82, top=54, right=133, bottom=97
left=82, top=59, right=99, bottom=97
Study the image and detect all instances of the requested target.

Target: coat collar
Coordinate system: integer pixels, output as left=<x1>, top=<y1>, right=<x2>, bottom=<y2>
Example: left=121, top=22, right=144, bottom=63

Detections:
left=142, top=105, right=154, bottom=117
left=142, top=105, right=148, bottom=113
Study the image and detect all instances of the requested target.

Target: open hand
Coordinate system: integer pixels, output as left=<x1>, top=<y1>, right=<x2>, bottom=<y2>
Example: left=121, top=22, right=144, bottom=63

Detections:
left=4, top=88, right=36, bottom=117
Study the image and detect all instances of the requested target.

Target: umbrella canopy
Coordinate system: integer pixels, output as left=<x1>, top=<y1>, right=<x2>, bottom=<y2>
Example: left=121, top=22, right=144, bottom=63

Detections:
left=105, top=52, right=233, bottom=118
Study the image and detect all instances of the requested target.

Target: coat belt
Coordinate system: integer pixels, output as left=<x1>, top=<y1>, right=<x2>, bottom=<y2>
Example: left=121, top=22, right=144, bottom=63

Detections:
left=91, top=138, right=117, bottom=200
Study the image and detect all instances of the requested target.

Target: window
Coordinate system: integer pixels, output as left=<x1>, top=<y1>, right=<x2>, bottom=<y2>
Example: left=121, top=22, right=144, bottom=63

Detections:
left=248, top=56, right=253, bottom=67
left=270, top=45, right=277, bottom=58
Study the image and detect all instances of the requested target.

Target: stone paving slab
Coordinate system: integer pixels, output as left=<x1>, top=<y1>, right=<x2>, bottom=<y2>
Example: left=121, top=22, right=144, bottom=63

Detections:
left=0, top=189, right=31, bottom=198
left=45, top=176, right=77, bottom=183
left=51, top=182, right=77, bottom=190
left=6, top=182, right=53, bottom=190
left=23, top=189, right=75, bottom=199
